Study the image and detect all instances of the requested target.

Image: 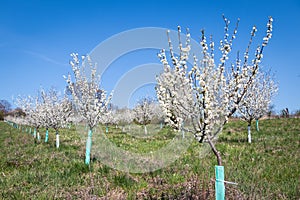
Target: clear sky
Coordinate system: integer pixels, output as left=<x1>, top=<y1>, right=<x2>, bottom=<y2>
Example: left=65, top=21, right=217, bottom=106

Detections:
left=0, top=0, right=299, bottom=112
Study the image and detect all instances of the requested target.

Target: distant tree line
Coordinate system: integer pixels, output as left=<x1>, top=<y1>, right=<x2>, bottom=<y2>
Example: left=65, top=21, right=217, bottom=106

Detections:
left=0, top=99, right=25, bottom=120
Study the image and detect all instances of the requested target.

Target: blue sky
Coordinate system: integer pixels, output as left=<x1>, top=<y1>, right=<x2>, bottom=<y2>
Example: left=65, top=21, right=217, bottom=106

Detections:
left=0, top=0, right=299, bottom=112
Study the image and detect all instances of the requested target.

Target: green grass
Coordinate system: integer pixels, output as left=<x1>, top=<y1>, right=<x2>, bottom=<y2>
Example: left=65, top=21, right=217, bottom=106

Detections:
left=0, top=118, right=299, bottom=199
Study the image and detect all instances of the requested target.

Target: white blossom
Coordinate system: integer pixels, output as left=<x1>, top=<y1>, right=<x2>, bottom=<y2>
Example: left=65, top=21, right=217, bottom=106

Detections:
left=238, top=70, right=278, bottom=124
left=64, top=53, right=112, bottom=164
left=156, top=17, right=273, bottom=165
left=133, top=98, right=157, bottom=134
left=64, top=53, right=112, bottom=130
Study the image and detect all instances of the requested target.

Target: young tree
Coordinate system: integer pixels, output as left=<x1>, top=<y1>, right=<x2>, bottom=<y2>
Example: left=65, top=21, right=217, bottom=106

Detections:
left=115, top=108, right=134, bottom=132
left=100, top=108, right=117, bottom=133
left=4, top=115, right=16, bottom=127
left=238, top=70, right=278, bottom=143
left=16, top=95, right=45, bottom=141
left=65, top=53, right=112, bottom=165
left=156, top=16, right=273, bottom=199
left=151, top=103, right=165, bottom=129
left=40, top=88, right=73, bottom=148
left=133, top=97, right=156, bottom=135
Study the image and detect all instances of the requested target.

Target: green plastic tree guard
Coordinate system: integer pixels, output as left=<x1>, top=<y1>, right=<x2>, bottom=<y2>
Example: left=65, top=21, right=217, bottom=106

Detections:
left=256, top=119, right=259, bottom=131
left=106, top=125, right=108, bottom=133
left=215, top=165, right=225, bottom=200
left=45, top=128, right=49, bottom=142
left=33, top=128, right=37, bottom=138
left=85, top=129, right=93, bottom=165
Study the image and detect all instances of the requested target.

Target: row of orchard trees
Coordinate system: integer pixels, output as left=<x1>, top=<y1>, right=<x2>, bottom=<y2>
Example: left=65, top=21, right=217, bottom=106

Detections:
left=6, top=15, right=277, bottom=199
left=9, top=54, right=164, bottom=165
left=8, top=17, right=276, bottom=162
left=64, top=55, right=165, bottom=164
left=15, top=88, right=73, bottom=148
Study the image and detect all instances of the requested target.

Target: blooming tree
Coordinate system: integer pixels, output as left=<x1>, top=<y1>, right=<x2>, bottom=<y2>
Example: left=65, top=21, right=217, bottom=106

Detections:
left=100, top=108, right=117, bottom=133
left=238, top=70, right=278, bottom=143
left=156, top=17, right=273, bottom=199
left=4, top=115, right=27, bottom=131
left=4, top=115, right=15, bottom=126
left=115, top=108, right=134, bottom=132
left=16, top=95, right=45, bottom=141
left=133, top=97, right=156, bottom=135
left=65, top=53, right=112, bottom=165
left=151, top=103, right=165, bottom=129
left=156, top=16, right=273, bottom=166
left=40, top=88, right=73, bottom=148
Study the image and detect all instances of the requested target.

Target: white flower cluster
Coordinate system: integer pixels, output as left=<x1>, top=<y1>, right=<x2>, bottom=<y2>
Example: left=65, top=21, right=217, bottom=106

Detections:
left=133, top=98, right=156, bottom=126
left=238, top=70, right=278, bottom=124
left=156, top=17, right=274, bottom=143
left=65, top=53, right=112, bottom=130
left=5, top=114, right=28, bottom=127
left=114, top=108, right=134, bottom=126
left=15, top=89, right=73, bottom=137
left=133, top=98, right=158, bottom=134
left=16, top=95, right=45, bottom=131
left=39, top=88, right=73, bottom=131
left=100, top=108, right=117, bottom=126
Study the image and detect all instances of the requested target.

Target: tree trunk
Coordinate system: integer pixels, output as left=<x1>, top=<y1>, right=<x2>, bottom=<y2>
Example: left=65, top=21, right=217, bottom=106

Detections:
left=85, top=129, right=93, bottom=165
left=207, top=138, right=225, bottom=199
left=207, top=137, right=222, bottom=166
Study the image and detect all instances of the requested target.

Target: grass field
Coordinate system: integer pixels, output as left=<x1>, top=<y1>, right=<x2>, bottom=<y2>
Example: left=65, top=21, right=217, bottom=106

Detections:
left=0, top=118, right=299, bottom=199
